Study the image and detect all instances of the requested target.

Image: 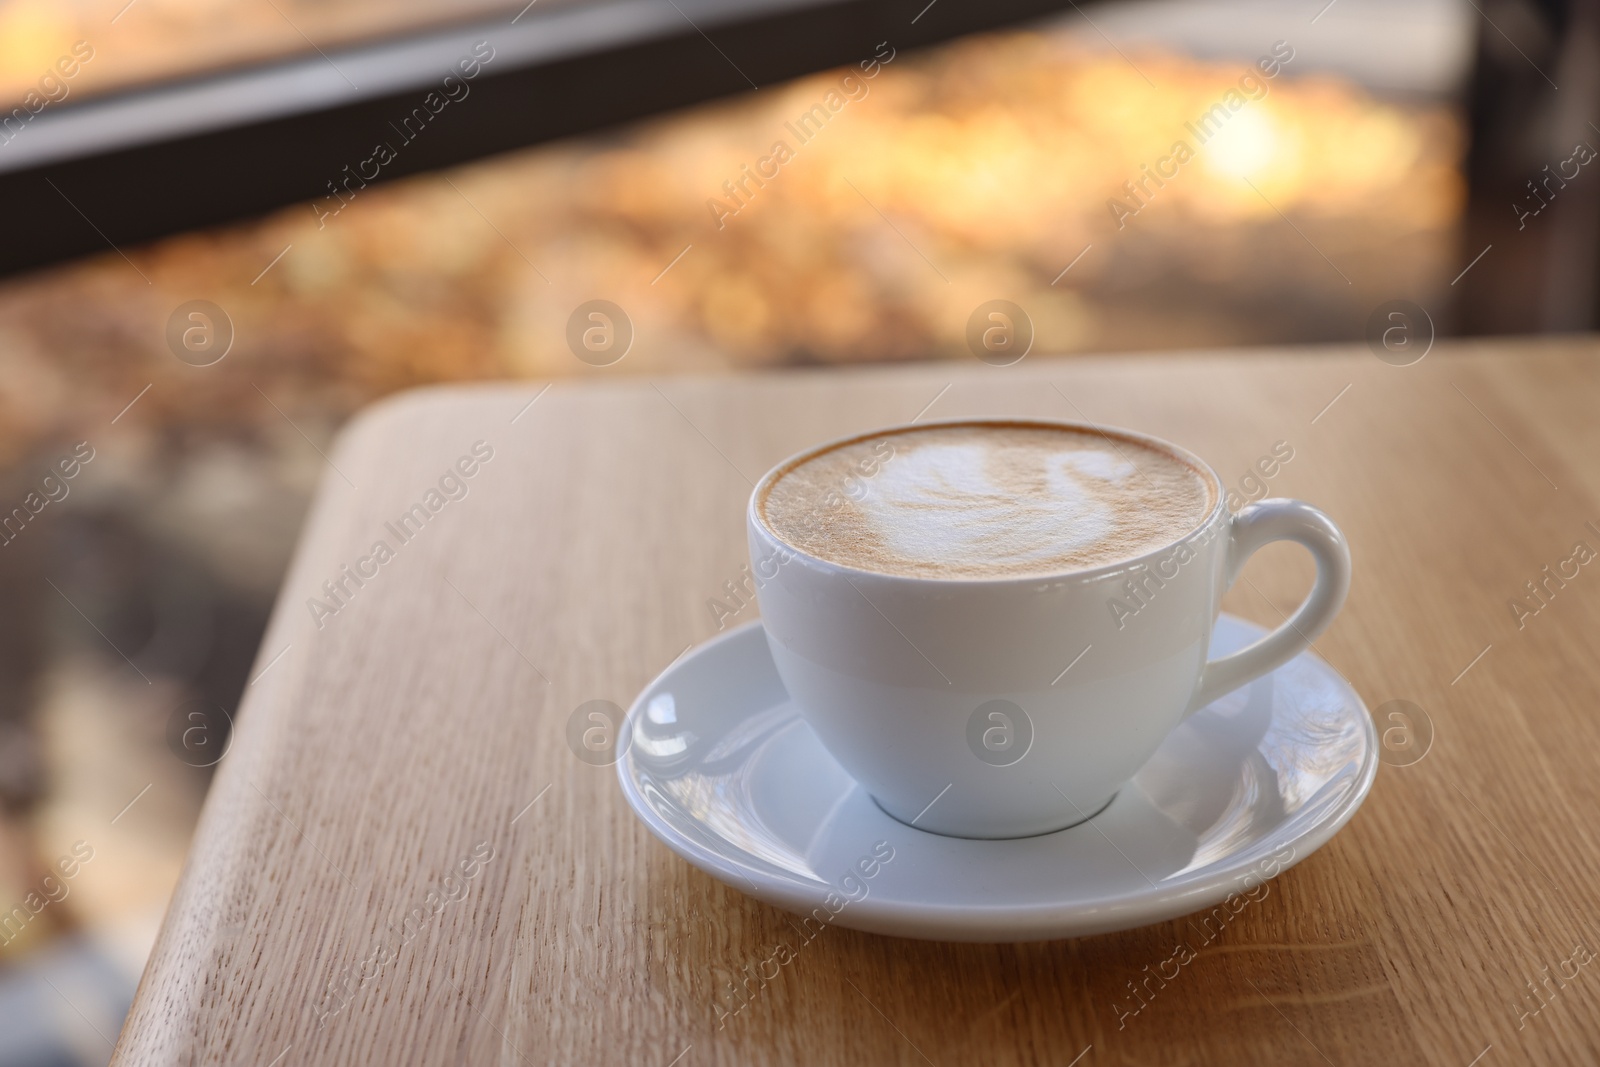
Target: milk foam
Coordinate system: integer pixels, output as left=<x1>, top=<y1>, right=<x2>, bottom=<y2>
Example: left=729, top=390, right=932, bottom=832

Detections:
left=760, top=424, right=1213, bottom=578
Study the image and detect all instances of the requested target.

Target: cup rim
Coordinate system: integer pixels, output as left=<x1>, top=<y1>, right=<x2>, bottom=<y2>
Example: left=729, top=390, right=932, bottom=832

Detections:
left=747, top=416, right=1229, bottom=586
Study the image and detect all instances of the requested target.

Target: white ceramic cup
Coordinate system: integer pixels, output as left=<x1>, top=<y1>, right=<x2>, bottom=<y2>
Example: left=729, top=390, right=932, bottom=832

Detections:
left=747, top=418, right=1351, bottom=839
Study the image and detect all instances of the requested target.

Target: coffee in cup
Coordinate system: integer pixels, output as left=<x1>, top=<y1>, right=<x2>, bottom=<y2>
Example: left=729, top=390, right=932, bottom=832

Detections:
left=748, top=419, right=1350, bottom=839
left=760, top=422, right=1214, bottom=579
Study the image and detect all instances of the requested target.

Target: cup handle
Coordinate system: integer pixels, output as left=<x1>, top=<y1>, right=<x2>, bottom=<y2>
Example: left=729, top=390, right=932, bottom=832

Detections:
left=1186, top=498, right=1351, bottom=715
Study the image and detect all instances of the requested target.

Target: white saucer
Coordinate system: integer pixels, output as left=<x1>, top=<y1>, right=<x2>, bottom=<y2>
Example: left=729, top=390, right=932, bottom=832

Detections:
left=617, top=615, right=1377, bottom=942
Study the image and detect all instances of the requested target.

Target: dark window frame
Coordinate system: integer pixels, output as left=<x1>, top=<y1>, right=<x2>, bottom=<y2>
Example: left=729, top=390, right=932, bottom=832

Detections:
left=0, top=0, right=1078, bottom=276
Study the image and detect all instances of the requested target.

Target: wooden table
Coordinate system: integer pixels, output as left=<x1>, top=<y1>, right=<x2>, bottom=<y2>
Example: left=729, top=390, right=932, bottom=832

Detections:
left=114, top=338, right=1600, bottom=1065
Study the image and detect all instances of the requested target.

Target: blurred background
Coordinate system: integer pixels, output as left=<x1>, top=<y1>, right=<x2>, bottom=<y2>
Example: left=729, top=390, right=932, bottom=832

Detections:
left=0, top=0, right=1590, bottom=1061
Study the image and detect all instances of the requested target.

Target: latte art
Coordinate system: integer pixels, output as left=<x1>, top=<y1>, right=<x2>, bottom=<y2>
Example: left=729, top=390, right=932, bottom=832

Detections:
left=760, top=423, right=1214, bottom=578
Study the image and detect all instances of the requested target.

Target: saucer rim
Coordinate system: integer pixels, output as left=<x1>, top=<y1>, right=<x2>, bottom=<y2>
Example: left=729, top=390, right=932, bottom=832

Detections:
left=616, top=617, right=1379, bottom=941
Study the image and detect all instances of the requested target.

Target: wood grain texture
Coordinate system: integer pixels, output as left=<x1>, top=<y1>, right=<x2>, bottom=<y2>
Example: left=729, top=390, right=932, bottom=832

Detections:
left=112, top=338, right=1600, bottom=1066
